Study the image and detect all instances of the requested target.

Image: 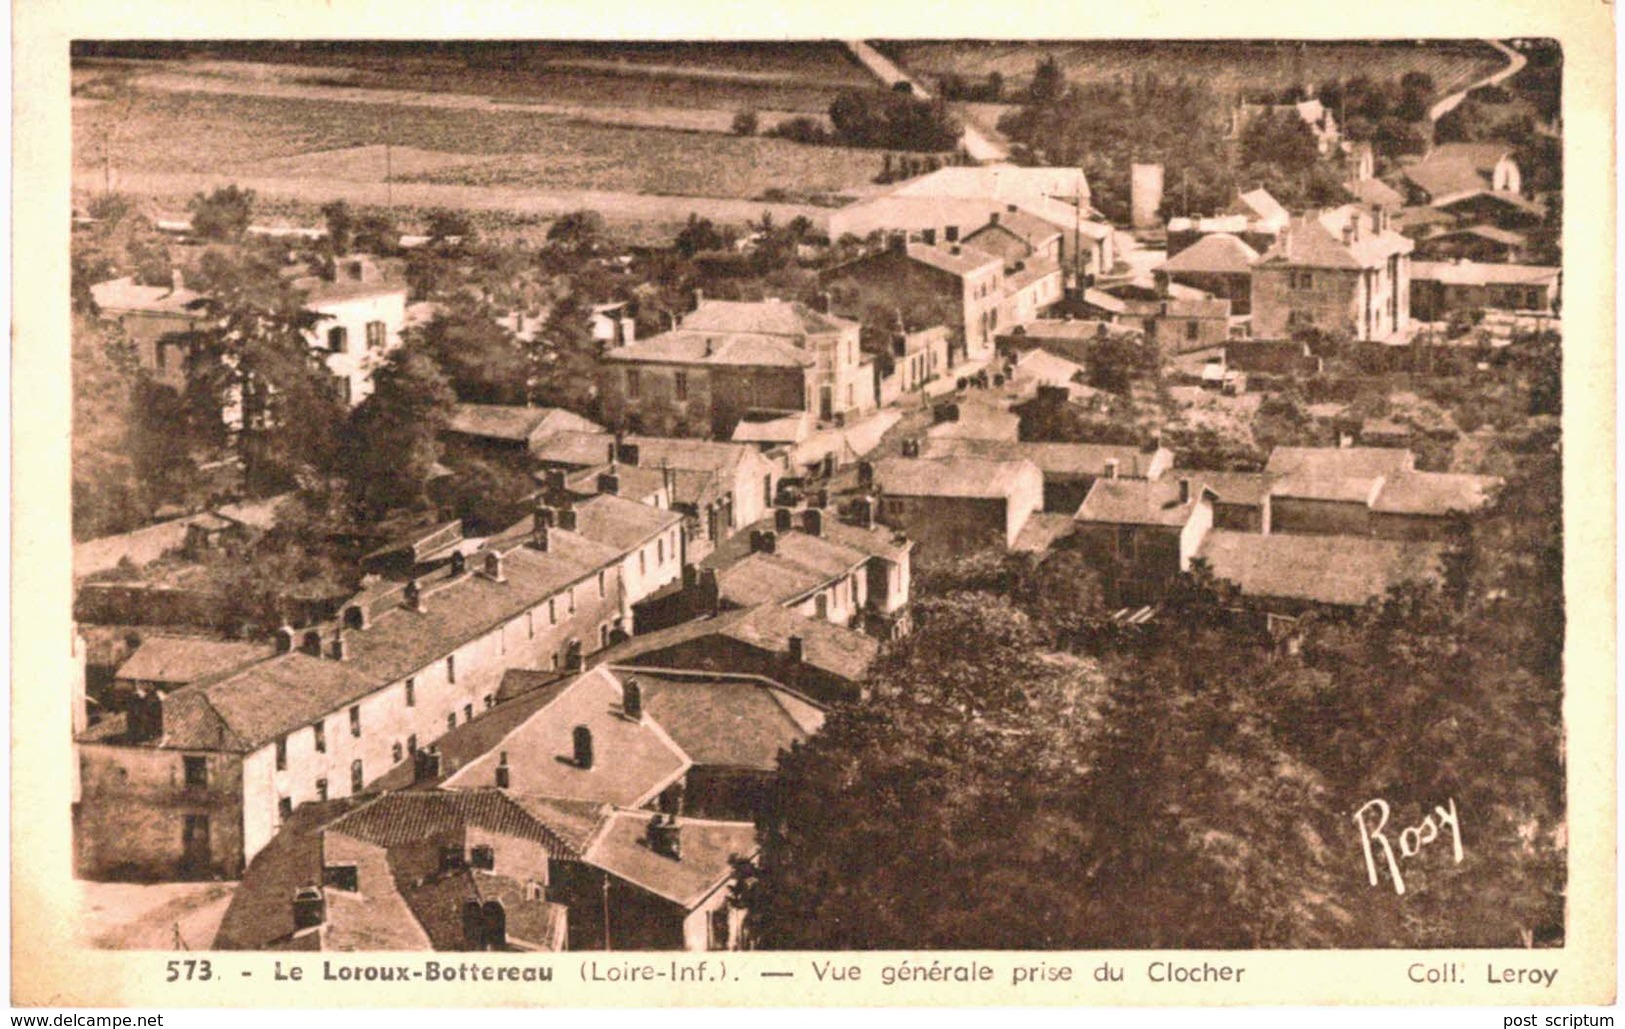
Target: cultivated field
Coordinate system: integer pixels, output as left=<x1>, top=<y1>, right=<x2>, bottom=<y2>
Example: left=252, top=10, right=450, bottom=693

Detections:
left=880, top=40, right=1507, bottom=101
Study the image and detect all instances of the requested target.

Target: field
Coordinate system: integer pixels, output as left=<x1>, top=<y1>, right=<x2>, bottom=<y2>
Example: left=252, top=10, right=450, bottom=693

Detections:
left=880, top=40, right=1506, bottom=101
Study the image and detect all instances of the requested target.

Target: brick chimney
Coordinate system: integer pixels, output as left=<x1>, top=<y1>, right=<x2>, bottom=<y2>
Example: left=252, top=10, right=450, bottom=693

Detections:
left=275, top=625, right=296, bottom=654
left=648, top=814, right=682, bottom=860
left=572, top=725, right=595, bottom=769
left=787, top=634, right=805, bottom=666
left=127, top=685, right=165, bottom=743
left=698, top=567, right=721, bottom=615
left=292, top=886, right=325, bottom=931
left=557, top=507, right=577, bottom=532
left=623, top=677, right=644, bottom=722
left=495, top=750, right=510, bottom=789
left=1178, top=477, right=1191, bottom=504
left=404, top=579, right=425, bottom=612
left=618, top=442, right=640, bottom=467
left=483, top=551, right=506, bottom=583
left=598, top=471, right=621, bottom=496
left=301, top=630, right=323, bottom=657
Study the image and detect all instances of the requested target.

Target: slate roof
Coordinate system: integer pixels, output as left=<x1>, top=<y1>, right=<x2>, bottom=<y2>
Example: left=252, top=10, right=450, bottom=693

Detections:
left=114, top=637, right=273, bottom=686
left=446, top=404, right=602, bottom=444
left=679, top=299, right=855, bottom=337
left=1158, top=232, right=1260, bottom=275
left=441, top=666, right=689, bottom=809
left=1075, top=477, right=1206, bottom=527
left=1265, top=447, right=1416, bottom=480
left=1372, top=472, right=1501, bottom=516
left=1196, top=530, right=1445, bottom=606
left=374, top=675, right=580, bottom=789
left=396, top=868, right=568, bottom=951
left=582, top=812, right=758, bottom=910
left=874, top=456, right=1040, bottom=499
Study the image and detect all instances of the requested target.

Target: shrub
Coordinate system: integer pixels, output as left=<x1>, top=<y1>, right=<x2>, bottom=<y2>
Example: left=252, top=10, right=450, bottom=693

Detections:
left=188, top=184, right=255, bottom=241
left=731, top=109, right=760, bottom=136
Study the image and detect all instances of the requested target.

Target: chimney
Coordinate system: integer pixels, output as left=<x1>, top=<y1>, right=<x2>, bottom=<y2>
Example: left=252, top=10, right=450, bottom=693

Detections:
left=945, top=225, right=959, bottom=242
left=301, top=630, right=323, bottom=657
left=170, top=268, right=186, bottom=294
left=618, top=443, right=640, bottom=467
left=1105, top=458, right=1120, bottom=480
left=571, top=647, right=587, bottom=673
left=343, top=604, right=368, bottom=631
left=774, top=507, right=794, bottom=533
left=1178, top=477, right=1191, bottom=504
left=545, top=468, right=567, bottom=495
left=598, top=471, right=620, bottom=496
left=292, top=886, right=325, bottom=931
left=572, top=725, right=595, bottom=769
left=857, top=495, right=876, bottom=529
left=495, top=751, right=510, bottom=789
left=532, top=524, right=550, bottom=552
left=989, top=211, right=1000, bottom=226
left=328, top=630, right=348, bottom=661
left=275, top=625, right=295, bottom=654
left=557, top=506, right=577, bottom=532
left=699, top=568, right=721, bottom=615
left=483, top=551, right=506, bottom=583
left=887, top=232, right=906, bottom=255
left=922, top=227, right=936, bottom=245
left=787, top=635, right=805, bottom=666
left=693, top=288, right=704, bottom=312
left=404, top=579, right=425, bottom=612
left=623, top=678, right=644, bottom=721
left=127, top=686, right=165, bottom=743
left=648, top=814, right=682, bottom=860
left=858, top=461, right=875, bottom=488
left=950, top=244, right=961, bottom=256
left=414, top=746, right=442, bottom=782
left=901, top=438, right=920, bottom=458
left=1007, top=203, right=1018, bottom=213
left=450, top=551, right=467, bottom=576
left=802, top=508, right=824, bottom=537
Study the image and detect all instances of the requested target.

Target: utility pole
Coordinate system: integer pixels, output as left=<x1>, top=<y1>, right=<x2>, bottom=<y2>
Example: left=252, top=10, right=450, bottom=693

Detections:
left=385, top=141, right=393, bottom=210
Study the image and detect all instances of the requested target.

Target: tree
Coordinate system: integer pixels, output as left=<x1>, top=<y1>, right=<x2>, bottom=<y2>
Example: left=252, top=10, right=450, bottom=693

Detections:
left=546, top=209, right=607, bottom=255
left=406, top=308, right=529, bottom=405
left=180, top=250, right=346, bottom=492
left=425, top=208, right=477, bottom=247
left=675, top=214, right=726, bottom=258
left=320, top=200, right=354, bottom=254
left=353, top=211, right=400, bottom=255
left=336, top=349, right=456, bottom=519
left=1239, top=110, right=1321, bottom=175
left=188, top=184, right=255, bottom=241
left=1027, top=56, right=1066, bottom=106
left=72, top=315, right=148, bottom=539
left=731, top=109, right=759, bottom=136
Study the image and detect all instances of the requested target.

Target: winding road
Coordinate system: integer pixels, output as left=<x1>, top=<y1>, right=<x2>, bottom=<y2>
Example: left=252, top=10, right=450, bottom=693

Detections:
left=1428, top=39, right=1527, bottom=123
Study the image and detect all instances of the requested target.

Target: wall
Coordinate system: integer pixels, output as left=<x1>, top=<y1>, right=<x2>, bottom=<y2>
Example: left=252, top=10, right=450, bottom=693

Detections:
left=105, top=310, right=198, bottom=391
left=619, top=635, right=855, bottom=705
left=877, top=494, right=1010, bottom=557
left=1370, top=511, right=1457, bottom=542
left=551, top=861, right=686, bottom=951
left=1271, top=496, right=1373, bottom=537
left=1252, top=266, right=1361, bottom=341
left=1149, top=314, right=1231, bottom=355
left=617, top=524, right=685, bottom=608
left=76, top=744, right=246, bottom=880
left=1159, top=270, right=1253, bottom=315
left=308, top=291, right=406, bottom=407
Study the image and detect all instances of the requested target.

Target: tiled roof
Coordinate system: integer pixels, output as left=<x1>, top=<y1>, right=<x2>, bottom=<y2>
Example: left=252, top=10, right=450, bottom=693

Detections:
left=294, top=276, right=407, bottom=307
left=923, top=404, right=1020, bottom=441
left=373, top=675, right=580, bottom=790
left=1425, top=225, right=1529, bottom=247
left=1270, top=473, right=1385, bottom=504
left=326, top=789, right=587, bottom=858
left=964, top=210, right=1064, bottom=256
left=918, top=438, right=1164, bottom=479
left=906, top=241, right=1003, bottom=278
left=731, top=410, right=816, bottom=445
left=583, top=811, right=758, bottom=910
left=89, top=277, right=203, bottom=316
left=604, top=329, right=816, bottom=368
left=1190, top=470, right=1274, bottom=507
left=1430, top=189, right=1545, bottom=217
left=1196, top=530, right=1445, bottom=606
left=632, top=670, right=823, bottom=770
left=874, top=456, right=1040, bottom=499
left=680, top=299, right=855, bottom=337
left=127, top=528, right=625, bottom=752
left=713, top=552, right=831, bottom=607
left=396, top=869, right=567, bottom=951
left=1159, top=232, right=1260, bottom=275
left=1404, top=143, right=1514, bottom=199
left=441, top=666, right=689, bottom=809
left=1411, top=261, right=1560, bottom=287
left=561, top=462, right=670, bottom=504
left=1265, top=446, right=1416, bottom=479
left=1341, top=178, right=1408, bottom=211
left=1076, top=477, right=1205, bottom=527
left=568, top=493, right=683, bottom=552
left=597, top=604, right=879, bottom=685
left=1011, top=512, right=1079, bottom=552
left=1372, top=472, right=1501, bottom=516
left=114, top=636, right=273, bottom=686
left=536, top=434, right=756, bottom=481
left=889, top=164, right=1090, bottom=203
left=446, top=404, right=602, bottom=443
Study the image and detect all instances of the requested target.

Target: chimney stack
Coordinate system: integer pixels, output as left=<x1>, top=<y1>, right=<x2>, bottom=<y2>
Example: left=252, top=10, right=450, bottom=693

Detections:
left=328, top=630, right=348, bottom=661
left=802, top=508, right=824, bottom=537
left=275, top=625, right=296, bottom=654
left=405, top=579, right=425, bottom=612
left=598, top=471, right=621, bottom=496
left=1105, top=458, right=1120, bottom=480
left=787, top=635, right=805, bottom=666
left=623, top=678, right=644, bottom=721
left=301, top=630, right=323, bottom=657
left=648, top=814, right=682, bottom=860
left=749, top=530, right=778, bottom=555
left=1178, top=477, right=1191, bottom=504
left=495, top=750, right=510, bottom=789
left=572, top=725, right=595, bottom=769
left=699, top=568, right=721, bottom=615
left=857, top=495, right=876, bottom=529
left=774, top=507, right=794, bottom=533
left=450, top=551, right=467, bottom=576
left=292, top=886, right=325, bottom=931
left=618, top=443, right=640, bottom=467
left=483, top=551, right=506, bottom=583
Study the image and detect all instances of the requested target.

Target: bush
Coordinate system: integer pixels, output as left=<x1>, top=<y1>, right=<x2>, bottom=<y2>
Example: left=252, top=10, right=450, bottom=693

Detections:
left=188, top=184, right=255, bottom=241
left=767, top=116, right=832, bottom=146
left=731, top=109, right=760, bottom=136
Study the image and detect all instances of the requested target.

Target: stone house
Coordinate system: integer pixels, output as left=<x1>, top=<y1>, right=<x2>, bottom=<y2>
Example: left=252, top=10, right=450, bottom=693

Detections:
left=1251, top=206, right=1414, bottom=342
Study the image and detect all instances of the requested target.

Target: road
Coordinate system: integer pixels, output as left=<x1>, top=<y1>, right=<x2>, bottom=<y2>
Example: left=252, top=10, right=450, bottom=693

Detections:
left=842, top=40, right=1010, bottom=163
left=1428, top=39, right=1527, bottom=123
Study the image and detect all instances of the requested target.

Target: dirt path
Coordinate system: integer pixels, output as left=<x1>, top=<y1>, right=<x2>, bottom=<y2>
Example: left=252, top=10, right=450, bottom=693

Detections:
left=1429, top=39, right=1527, bottom=122
left=842, top=40, right=1010, bottom=163
left=78, top=880, right=237, bottom=950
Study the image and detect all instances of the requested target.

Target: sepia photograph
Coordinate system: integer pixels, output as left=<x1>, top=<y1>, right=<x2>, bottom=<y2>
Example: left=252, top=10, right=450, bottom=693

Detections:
left=20, top=5, right=1608, bottom=1005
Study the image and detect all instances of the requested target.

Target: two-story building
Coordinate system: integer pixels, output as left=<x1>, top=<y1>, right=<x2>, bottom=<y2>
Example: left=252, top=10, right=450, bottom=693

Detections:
left=869, top=455, right=1044, bottom=556
left=1251, top=206, right=1414, bottom=342
left=1073, top=476, right=1216, bottom=607
left=74, top=515, right=653, bottom=882
left=293, top=256, right=408, bottom=406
